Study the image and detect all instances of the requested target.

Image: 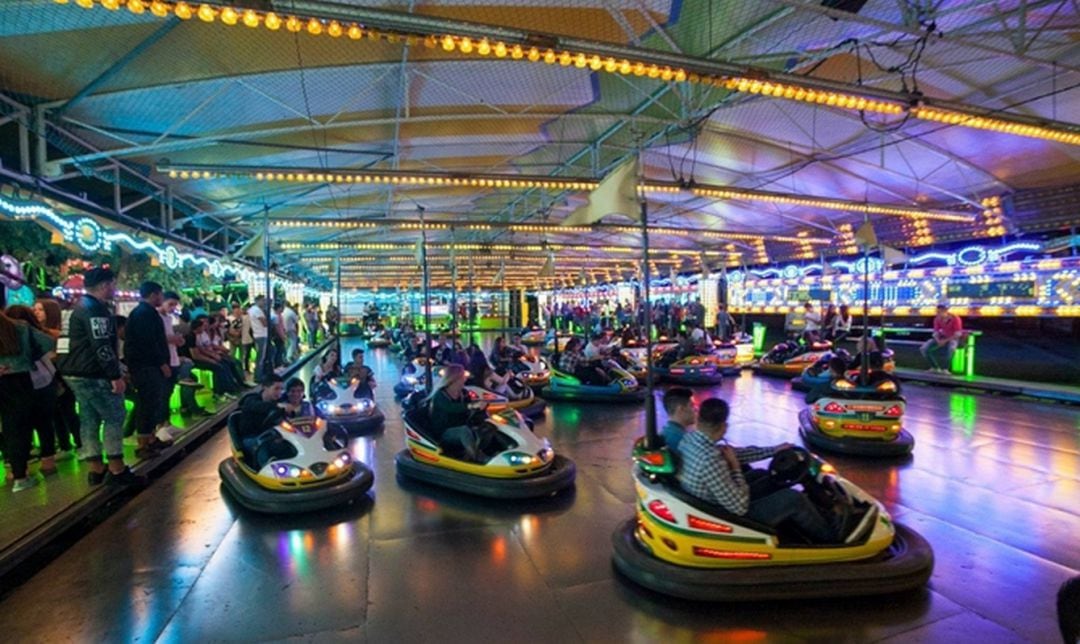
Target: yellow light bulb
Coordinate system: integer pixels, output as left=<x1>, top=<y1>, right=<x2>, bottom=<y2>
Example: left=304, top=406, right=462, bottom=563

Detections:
left=527, top=47, right=541, bottom=62
left=242, top=9, right=259, bottom=27
left=306, top=18, right=322, bottom=35
left=558, top=51, right=572, bottom=66
left=574, top=52, right=588, bottom=68
left=441, top=35, right=455, bottom=51
left=633, top=61, right=646, bottom=75
left=101, top=0, right=119, bottom=9
left=542, top=49, right=555, bottom=64
left=493, top=41, right=507, bottom=57
left=459, top=37, right=473, bottom=53
left=286, top=15, right=302, bottom=32
left=618, top=59, right=631, bottom=74
left=53, top=0, right=70, bottom=4
left=220, top=7, right=237, bottom=25
left=127, top=0, right=145, bottom=14
left=477, top=38, right=491, bottom=55
left=511, top=44, right=524, bottom=59
left=660, top=66, right=673, bottom=81
left=196, top=3, right=214, bottom=22
left=349, top=25, right=364, bottom=40
left=75, top=0, right=94, bottom=8
left=327, top=21, right=342, bottom=37
left=603, top=57, right=617, bottom=72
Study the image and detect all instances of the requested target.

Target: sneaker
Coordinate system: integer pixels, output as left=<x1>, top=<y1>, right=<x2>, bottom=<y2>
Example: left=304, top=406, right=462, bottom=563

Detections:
left=87, top=469, right=108, bottom=485
left=157, top=426, right=185, bottom=442
left=105, top=468, right=141, bottom=486
left=844, top=504, right=880, bottom=544
left=12, top=475, right=40, bottom=492
left=147, top=437, right=173, bottom=450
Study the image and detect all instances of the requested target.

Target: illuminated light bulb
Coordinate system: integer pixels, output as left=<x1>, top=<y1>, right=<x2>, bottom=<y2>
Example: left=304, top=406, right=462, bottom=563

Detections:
left=660, top=66, right=674, bottom=81
left=386, top=32, right=399, bottom=43
left=558, top=51, right=572, bottom=66
left=736, top=78, right=750, bottom=92
left=493, top=41, right=507, bottom=57
left=458, top=36, right=473, bottom=52
left=101, top=0, right=119, bottom=9
left=574, top=52, right=588, bottom=68
left=633, top=61, right=646, bottom=75
left=603, top=57, right=617, bottom=72
left=327, top=20, right=342, bottom=37
left=264, top=11, right=280, bottom=29
left=75, top=0, right=94, bottom=8
left=241, top=9, right=259, bottom=27
left=286, top=15, right=302, bottom=32
left=127, top=0, right=145, bottom=14
left=674, top=68, right=687, bottom=82
left=168, top=170, right=178, bottom=179
left=542, top=49, right=556, bottom=64
left=441, top=34, right=455, bottom=51
left=618, top=59, right=632, bottom=74
left=306, top=18, right=322, bottom=35
left=477, top=38, right=491, bottom=55
left=348, top=25, right=363, bottom=39
left=196, top=3, right=214, bottom=22
left=53, top=0, right=69, bottom=4
left=220, top=6, right=238, bottom=25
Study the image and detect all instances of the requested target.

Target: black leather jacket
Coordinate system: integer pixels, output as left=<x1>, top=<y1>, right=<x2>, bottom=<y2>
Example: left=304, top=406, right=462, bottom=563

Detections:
left=57, top=294, right=122, bottom=380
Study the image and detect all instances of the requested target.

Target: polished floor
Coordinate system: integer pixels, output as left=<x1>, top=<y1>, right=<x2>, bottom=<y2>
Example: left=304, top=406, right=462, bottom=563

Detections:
left=0, top=336, right=1077, bottom=643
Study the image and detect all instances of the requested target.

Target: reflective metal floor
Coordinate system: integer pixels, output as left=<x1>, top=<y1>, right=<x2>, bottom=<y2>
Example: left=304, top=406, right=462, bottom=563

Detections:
left=0, top=337, right=1076, bottom=643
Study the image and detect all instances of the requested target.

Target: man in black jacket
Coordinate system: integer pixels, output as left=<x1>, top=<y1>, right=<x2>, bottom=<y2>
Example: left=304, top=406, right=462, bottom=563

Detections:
left=126, top=281, right=172, bottom=460
left=57, top=267, right=137, bottom=486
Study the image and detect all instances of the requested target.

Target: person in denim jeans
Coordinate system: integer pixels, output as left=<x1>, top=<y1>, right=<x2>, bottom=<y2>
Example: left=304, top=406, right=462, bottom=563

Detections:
left=56, top=268, right=138, bottom=486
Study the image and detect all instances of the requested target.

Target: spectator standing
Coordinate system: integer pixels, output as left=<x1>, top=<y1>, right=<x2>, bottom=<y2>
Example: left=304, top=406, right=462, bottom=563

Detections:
left=126, top=281, right=173, bottom=460
left=0, top=310, right=57, bottom=491
left=304, top=304, right=319, bottom=347
left=34, top=298, right=80, bottom=454
left=56, top=268, right=137, bottom=486
left=227, top=303, right=244, bottom=360
left=715, top=303, right=736, bottom=342
left=3, top=306, right=61, bottom=484
left=271, top=301, right=287, bottom=368
left=283, top=301, right=300, bottom=362
left=159, top=291, right=208, bottom=424
left=920, top=304, right=963, bottom=374
left=248, top=295, right=270, bottom=381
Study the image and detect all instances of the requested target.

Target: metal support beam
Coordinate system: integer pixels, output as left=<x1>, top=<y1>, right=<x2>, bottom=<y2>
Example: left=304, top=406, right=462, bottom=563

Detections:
left=54, top=18, right=180, bottom=115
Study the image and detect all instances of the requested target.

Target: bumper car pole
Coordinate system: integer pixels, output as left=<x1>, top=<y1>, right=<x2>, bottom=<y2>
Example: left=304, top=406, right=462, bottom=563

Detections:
left=420, top=206, right=433, bottom=395
left=639, top=190, right=659, bottom=449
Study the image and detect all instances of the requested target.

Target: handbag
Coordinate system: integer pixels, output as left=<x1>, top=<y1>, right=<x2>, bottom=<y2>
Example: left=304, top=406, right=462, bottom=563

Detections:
left=26, top=327, right=57, bottom=390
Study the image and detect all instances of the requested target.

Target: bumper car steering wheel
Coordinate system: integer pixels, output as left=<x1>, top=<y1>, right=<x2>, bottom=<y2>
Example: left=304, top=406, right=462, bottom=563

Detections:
left=767, top=446, right=812, bottom=487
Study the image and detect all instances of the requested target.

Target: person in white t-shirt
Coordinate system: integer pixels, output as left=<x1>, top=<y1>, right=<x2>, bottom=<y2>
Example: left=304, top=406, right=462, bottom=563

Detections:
left=802, top=302, right=822, bottom=343
left=248, top=296, right=269, bottom=381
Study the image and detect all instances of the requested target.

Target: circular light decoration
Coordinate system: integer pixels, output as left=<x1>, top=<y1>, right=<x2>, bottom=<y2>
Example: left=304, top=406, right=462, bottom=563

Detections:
left=728, top=270, right=745, bottom=284
left=782, top=265, right=800, bottom=279
left=72, top=217, right=109, bottom=253
left=161, top=244, right=181, bottom=270
left=956, top=246, right=988, bottom=267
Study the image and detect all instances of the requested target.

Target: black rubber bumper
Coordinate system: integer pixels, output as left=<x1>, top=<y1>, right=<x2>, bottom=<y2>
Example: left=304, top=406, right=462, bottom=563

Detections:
left=753, top=364, right=799, bottom=378
left=219, top=458, right=373, bottom=514
left=540, top=386, right=646, bottom=403
left=661, top=371, right=724, bottom=386
left=507, top=398, right=547, bottom=418
left=611, top=518, right=933, bottom=601
left=326, top=408, right=386, bottom=436
left=798, top=409, right=915, bottom=457
left=394, top=450, right=576, bottom=499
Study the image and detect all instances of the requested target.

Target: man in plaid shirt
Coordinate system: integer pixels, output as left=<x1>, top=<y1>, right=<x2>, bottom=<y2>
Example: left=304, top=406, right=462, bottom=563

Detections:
left=677, top=398, right=843, bottom=543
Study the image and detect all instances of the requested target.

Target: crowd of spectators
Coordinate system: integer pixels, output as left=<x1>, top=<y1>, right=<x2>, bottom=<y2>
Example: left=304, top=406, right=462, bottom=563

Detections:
left=0, top=267, right=334, bottom=492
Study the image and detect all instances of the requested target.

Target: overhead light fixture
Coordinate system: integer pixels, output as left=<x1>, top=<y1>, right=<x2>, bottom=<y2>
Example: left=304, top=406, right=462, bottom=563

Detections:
left=157, top=163, right=974, bottom=223
left=63, top=0, right=1080, bottom=147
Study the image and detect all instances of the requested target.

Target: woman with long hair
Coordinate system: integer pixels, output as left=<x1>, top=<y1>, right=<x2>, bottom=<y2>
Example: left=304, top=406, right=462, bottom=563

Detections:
left=5, top=305, right=62, bottom=470
left=0, top=309, right=57, bottom=490
left=312, top=347, right=341, bottom=386
left=32, top=299, right=81, bottom=453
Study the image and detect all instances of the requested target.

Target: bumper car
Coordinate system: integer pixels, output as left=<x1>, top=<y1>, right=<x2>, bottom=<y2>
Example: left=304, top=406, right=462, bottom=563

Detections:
left=509, top=353, right=551, bottom=390
left=754, top=340, right=833, bottom=378
left=711, top=333, right=755, bottom=373
left=613, top=349, right=648, bottom=383
left=798, top=377, right=913, bottom=457
left=396, top=395, right=575, bottom=498
left=540, top=363, right=645, bottom=403
left=653, top=347, right=724, bottom=386
left=367, top=330, right=391, bottom=348
left=312, top=378, right=385, bottom=435
left=792, top=349, right=896, bottom=392
left=521, top=328, right=547, bottom=346
left=611, top=440, right=933, bottom=600
left=542, top=335, right=582, bottom=356
left=393, top=357, right=431, bottom=398
left=219, top=413, right=373, bottom=514
left=395, top=362, right=547, bottom=418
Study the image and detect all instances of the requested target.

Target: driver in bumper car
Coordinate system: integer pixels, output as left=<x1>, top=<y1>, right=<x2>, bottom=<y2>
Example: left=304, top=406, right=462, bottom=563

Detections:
left=561, top=337, right=608, bottom=386
left=236, top=374, right=294, bottom=467
left=281, top=377, right=314, bottom=419
left=425, top=364, right=494, bottom=462
left=677, top=398, right=856, bottom=544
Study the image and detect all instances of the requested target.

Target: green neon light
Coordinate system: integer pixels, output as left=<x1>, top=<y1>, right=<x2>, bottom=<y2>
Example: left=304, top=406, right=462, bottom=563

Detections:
left=752, top=322, right=767, bottom=356
left=950, top=333, right=977, bottom=378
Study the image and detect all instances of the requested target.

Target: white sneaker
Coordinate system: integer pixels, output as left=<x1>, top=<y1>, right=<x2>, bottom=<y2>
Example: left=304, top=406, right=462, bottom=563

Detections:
left=13, top=475, right=41, bottom=493
left=157, top=426, right=185, bottom=442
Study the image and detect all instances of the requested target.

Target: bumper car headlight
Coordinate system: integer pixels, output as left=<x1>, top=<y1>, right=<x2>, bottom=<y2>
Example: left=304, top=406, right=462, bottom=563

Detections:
left=272, top=463, right=313, bottom=479
left=504, top=451, right=540, bottom=467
